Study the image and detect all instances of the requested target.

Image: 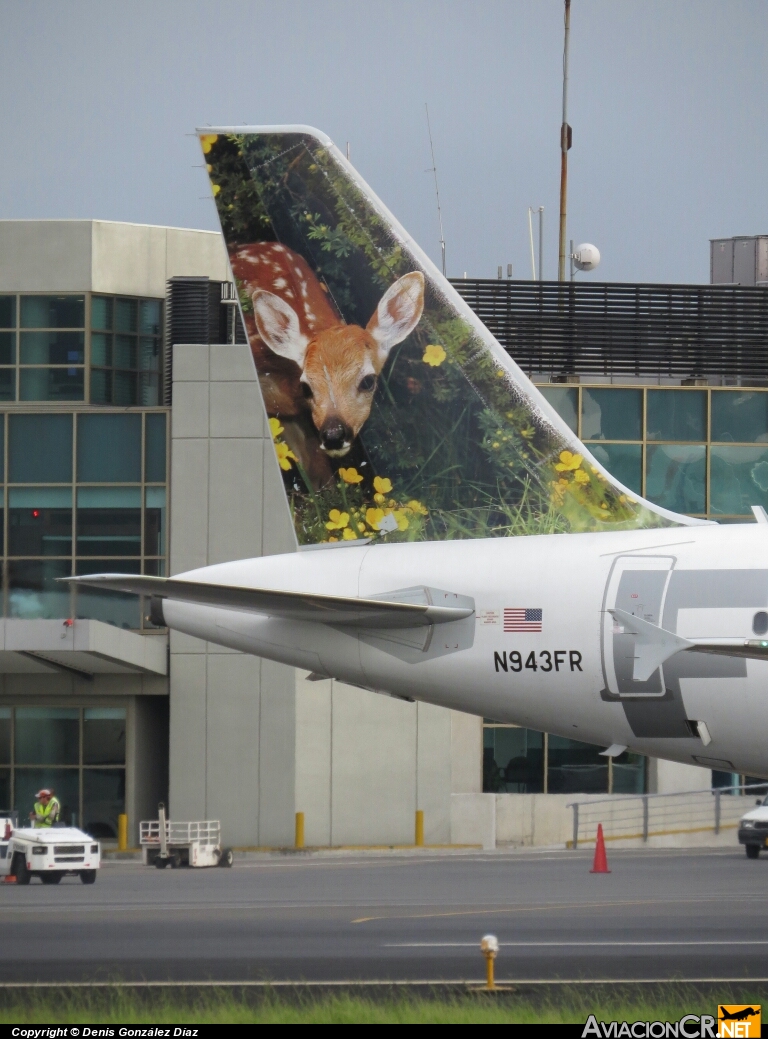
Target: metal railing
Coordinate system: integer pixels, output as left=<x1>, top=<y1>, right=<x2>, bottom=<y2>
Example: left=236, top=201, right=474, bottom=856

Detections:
left=567, top=783, right=768, bottom=849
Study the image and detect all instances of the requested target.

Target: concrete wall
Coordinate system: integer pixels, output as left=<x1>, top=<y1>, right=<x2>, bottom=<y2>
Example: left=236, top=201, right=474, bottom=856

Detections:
left=0, top=220, right=228, bottom=295
left=168, top=341, right=296, bottom=846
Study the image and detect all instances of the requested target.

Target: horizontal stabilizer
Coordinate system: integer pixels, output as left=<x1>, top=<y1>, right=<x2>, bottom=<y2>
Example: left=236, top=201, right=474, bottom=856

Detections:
left=609, top=608, right=692, bottom=682
left=63, top=575, right=474, bottom=630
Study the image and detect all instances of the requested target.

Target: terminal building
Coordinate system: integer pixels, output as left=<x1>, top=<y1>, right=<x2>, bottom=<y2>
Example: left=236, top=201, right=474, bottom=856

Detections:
left=1, top=220, right=766, bottom=849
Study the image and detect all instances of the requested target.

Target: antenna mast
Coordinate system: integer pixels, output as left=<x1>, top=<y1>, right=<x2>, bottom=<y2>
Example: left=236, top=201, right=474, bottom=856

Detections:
left=425, top=104, right=447, bottom=277
left=558, top=0, right=572, bottom=282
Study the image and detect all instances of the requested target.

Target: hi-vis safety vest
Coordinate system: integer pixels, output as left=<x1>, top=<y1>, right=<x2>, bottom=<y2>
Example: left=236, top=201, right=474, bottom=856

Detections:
left=33, top=797, right=60, bottom=827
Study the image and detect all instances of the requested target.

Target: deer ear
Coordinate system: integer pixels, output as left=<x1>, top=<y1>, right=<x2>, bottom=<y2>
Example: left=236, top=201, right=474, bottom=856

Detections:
left=367, top=272, right=425, bottom=361
left=252, top=289, right=309, bottom=366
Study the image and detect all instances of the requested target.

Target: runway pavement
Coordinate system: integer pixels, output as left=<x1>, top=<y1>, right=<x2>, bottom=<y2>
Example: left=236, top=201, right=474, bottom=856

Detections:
left=1, top=846, right=768, bottom=984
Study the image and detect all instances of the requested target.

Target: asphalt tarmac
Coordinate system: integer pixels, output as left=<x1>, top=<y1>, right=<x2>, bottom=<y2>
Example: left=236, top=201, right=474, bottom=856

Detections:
left=1, top=846, right=768, bottom=984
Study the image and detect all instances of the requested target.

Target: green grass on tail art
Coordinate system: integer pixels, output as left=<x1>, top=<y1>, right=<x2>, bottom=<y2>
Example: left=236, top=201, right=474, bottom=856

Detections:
left=202, top=131, right=676, bottom=545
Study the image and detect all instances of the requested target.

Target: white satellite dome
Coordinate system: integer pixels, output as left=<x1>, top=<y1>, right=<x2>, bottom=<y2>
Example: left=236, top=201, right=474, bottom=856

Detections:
left=573, top=243, right=601, bottom=271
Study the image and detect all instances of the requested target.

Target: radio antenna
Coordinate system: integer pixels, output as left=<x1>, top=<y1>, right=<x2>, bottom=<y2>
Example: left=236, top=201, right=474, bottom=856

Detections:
left=425, top=104, right=447, bottom=276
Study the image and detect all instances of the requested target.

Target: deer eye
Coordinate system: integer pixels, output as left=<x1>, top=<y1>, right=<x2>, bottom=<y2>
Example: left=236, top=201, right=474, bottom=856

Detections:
left=358, top=374, right=376, bottom=393
left=300, top=381, right=313, bottom=399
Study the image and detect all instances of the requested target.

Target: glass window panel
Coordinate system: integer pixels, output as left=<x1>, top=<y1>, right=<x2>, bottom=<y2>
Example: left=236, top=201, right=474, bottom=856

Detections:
left=75, top=558, right=141, bottom=629
left=0, top=297, right=16, bottom=328
left=83, top=768, right=125, bottom=838
left=139, top=372, right=160, bottom=406
left=15, top=707, right=79, bottom=765
left=13, top=768, right=79, bottom=826
left=547, top=735, right=609, bottom=794
left=581, top=388, right=642, bottom=441
left=8, top=487, right=72, bottom=556
left=145, top=413, right=166, bottom=482
left=646, top=444, right=706, bottom=514
left=113, top=370, right=138, bottom=406
left=711, top=391, right=768, bottom=444
left=91, top=332, right=111, bottom=367
left=19, top=367, right=84, bottom=402
left=143, top=558, right=166, bottom=577
left=8, top=559, right=72, bottom=619
left=0, top=708, right=10, bottom=765
left=0, top=368, right=15, bottom=402
left=20, top=296, right=84, bottom=329
left=76, top=488, right=141, bottom=556
left=483, top=727, right=543, bottom=793
left=611, top=751, right=646, bottom=794
left=9, top=413, right=72, bottom=482
left=114, top=299, right=137, bottom=333
left=145, top=487, right=166, bottom=555
left=647, top=389, right=706, bottom=441
left=90, top=369, right=110, bottom=404
left=113, top=334, right=137, bottom=369
left=139, top=299, right=162, bottom=336
left=20, top=331, right=84, bottom=365
left=539, top=387, right=578, bottom=433
left=83, top=708, right=126, bottom=765
left=710, top=446, right=768, bottom=516
left=588, top=443, right=642, bottom=495
left=138, top=336, right=160, bottom=371
left=0, top=332, right=15, bottom=365
left=77, top=487, right=141, bottom=508
left=77, top=414, right=141, bottom=482
left=91, top=297, right=113, bottom=331
left=0, top=770, right=9, bottom=812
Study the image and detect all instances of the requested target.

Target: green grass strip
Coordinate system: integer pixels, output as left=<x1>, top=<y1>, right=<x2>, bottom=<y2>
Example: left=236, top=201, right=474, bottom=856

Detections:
left=0, top=985, right=766, bottom=1024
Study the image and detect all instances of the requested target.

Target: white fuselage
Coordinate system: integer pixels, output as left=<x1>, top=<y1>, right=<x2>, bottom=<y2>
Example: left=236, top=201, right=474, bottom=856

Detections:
left=163, top=523, right=768, bottom=777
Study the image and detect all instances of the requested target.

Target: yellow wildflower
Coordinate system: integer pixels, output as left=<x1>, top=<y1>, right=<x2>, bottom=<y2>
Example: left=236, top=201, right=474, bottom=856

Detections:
left=373, top=476, right=393, bottom=495
left=212, top=184, right=221, bottom=196
left=338, top=467, right=363, bottom=484
left=200, top=134, right=218, bottom=153
left=555, top=450, right=583, bottom=472
left=407, top=500, right=428, bottom=515
left=520, top=427, right=535, bottom=439
left=206, top=164, right=212, bottom=173
left=342, top=527, right=358, bottom=540
left=365, top=507, right=385, bottom=530
left=574, top=469, right=590, bottom=485
left=275, top=442, right=296, bottom=471
left=492, top=442, right=500, bottom=450
left=422, top=344, right=447, bottom=367
left=600, top=503, right=608, bottom=510
left=374, top=493, right=385, bottom=504
left=328, top=536, right=338, bottom=543
left=269, top=417, right=284, bottom=439
left=325, top=509, right=350, bottom=531
left=392, top=509, right=410, bottom=531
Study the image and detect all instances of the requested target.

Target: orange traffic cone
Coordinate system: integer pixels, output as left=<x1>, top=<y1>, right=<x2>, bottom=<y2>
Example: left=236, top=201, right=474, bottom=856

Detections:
left=3, top=875, right=16, bottom=884
left=590, top=823, right=610, bottom=873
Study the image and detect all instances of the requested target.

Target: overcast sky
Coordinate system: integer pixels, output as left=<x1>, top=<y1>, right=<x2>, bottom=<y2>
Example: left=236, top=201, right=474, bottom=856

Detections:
left=2, top=0, right=765, bottom=283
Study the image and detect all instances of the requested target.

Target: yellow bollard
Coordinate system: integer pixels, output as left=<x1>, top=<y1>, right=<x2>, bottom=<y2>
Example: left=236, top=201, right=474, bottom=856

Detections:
left=480, top=934, right=499, bottom=990
left=117, top=813, right=128, bottom=852
left=295, top=811, right=305, bottom=849
left=415, top=809, right=424, bottom=847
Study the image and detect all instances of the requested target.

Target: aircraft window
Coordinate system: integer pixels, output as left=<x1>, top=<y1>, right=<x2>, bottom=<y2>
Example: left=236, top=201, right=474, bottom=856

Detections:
left=753, top=611, right=768, bottom=636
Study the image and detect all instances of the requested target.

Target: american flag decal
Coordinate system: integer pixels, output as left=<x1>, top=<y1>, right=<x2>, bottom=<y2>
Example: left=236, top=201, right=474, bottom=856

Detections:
left=504, top=608, right=543, bottom=632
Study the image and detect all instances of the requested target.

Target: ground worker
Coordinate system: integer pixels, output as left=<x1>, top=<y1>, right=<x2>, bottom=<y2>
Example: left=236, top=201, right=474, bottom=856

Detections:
left=29, top=788, right=60, bottom=828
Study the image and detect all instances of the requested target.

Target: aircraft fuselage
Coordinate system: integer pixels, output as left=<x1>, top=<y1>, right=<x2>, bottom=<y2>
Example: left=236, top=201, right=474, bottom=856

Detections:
left=163, top=522, right=768, bottom=778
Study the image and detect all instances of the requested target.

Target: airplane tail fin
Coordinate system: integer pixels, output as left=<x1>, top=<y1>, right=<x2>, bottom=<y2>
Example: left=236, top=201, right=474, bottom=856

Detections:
left=199, top=126, right=700, bottom=547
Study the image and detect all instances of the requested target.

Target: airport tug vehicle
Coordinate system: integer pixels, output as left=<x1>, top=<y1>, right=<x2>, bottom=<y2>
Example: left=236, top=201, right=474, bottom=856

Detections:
left=0, top=816, right=100, bottom=884
left=738, top=794, right=768, bottom=858
left=140, top=803, right=234, bottom=869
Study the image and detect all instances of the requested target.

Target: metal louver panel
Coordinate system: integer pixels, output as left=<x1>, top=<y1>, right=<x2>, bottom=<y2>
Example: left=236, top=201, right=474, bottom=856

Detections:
left=451, top=279, right=768, bottom=382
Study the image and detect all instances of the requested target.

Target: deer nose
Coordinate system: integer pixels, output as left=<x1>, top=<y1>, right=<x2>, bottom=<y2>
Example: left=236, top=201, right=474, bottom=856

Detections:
left=320, top=420, right=351, bottom=453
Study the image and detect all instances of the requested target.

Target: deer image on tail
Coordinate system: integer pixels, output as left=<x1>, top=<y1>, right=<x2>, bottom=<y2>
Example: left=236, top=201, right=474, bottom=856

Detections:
left=230, top=243, right=425, bottom=486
